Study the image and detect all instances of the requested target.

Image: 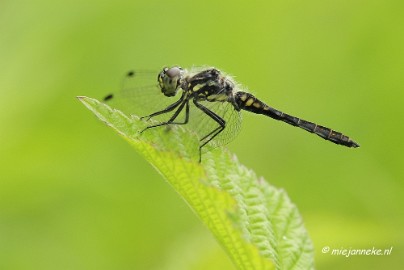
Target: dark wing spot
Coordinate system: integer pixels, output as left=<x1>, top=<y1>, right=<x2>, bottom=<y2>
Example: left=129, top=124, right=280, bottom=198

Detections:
left=103, top=94, right=114, bottom=101
left=127, top=70, right=135, bottom=77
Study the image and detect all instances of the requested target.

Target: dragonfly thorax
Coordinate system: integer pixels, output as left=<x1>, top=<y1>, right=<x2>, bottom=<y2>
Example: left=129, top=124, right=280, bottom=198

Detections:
left=186, top=68, right=235, bottom=104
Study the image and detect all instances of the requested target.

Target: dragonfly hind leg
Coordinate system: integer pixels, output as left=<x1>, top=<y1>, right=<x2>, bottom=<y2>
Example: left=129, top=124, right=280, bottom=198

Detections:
left=193, top=99, right=226, bottom=162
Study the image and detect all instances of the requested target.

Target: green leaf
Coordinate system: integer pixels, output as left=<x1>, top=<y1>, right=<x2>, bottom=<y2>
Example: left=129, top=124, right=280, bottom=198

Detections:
left=78, top=96, right=315, bottom=270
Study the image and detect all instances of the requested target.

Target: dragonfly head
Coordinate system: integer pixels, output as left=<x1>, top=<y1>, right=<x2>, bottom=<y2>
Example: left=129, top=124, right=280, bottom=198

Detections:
left=158, top=66, right=184, bottom=97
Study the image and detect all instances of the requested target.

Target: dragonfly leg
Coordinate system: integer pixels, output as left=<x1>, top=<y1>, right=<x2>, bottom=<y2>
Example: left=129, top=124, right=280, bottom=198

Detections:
left=140, top=92, right=186, bottom=121
left=193, top=99, right=226, bottom=162
left=140, top=100, right=190, bottom=133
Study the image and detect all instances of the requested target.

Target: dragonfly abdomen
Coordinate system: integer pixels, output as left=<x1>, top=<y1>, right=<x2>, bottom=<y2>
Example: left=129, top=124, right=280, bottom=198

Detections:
left=234, top=91, right=359, bottom=148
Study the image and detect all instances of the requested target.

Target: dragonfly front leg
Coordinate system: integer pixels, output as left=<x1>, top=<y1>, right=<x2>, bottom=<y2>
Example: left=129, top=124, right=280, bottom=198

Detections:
left=140, top=100, right=190, bottom=133
left=140, top=92, right=185, bottom=121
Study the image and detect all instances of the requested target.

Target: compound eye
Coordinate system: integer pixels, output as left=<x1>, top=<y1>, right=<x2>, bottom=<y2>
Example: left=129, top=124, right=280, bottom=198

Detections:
left=166, top=67, right=182, bottom=79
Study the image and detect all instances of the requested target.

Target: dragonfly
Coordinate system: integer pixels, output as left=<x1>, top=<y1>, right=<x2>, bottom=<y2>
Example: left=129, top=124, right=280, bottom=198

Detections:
left=104, top=66, right=359, bottom=162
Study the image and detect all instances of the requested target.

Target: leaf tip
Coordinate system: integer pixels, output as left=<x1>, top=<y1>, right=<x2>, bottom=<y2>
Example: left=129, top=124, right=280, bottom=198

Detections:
left=77, top=96, right=101, bottom=113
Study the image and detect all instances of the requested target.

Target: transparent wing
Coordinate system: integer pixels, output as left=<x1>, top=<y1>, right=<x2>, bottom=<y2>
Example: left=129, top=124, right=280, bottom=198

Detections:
left=104, top=70, right=183, bottom=118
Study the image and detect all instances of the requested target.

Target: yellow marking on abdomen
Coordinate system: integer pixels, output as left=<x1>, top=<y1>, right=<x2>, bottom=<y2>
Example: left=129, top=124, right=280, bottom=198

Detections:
left=253, top=102, right=261, bottom=108
left=245, top=98, right=254, bottom=106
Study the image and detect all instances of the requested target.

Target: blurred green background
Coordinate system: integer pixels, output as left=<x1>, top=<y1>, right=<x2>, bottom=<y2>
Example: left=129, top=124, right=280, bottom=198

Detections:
left=1, top=0, right=403, bottom=269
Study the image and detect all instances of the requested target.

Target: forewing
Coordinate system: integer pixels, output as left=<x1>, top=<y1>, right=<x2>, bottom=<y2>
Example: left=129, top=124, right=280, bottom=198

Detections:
left=104, top=70, right=182, bottom=118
